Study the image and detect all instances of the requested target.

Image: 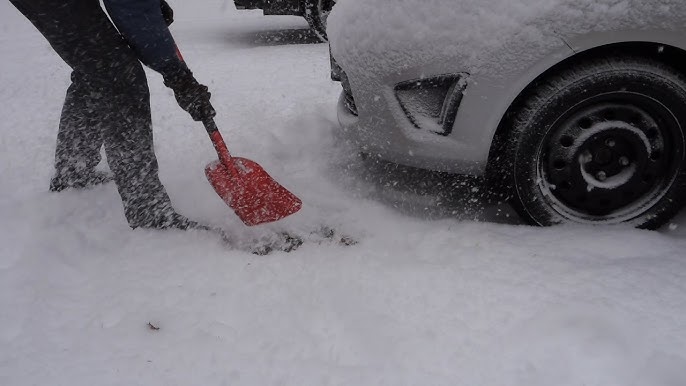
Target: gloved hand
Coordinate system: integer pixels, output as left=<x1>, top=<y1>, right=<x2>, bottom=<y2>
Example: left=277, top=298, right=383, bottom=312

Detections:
left=161, top=0, right=174, bottom=26
left=163, top=67, right=216, bottom=122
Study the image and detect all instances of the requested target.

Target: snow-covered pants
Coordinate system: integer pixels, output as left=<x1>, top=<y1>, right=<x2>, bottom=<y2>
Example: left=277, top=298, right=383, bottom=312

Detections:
left=9, top=0, right=175, bottom=227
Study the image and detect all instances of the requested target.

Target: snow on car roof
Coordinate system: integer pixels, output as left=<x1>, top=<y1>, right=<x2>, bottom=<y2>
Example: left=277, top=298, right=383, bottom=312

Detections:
left=328, top=0, right=685, bottom=78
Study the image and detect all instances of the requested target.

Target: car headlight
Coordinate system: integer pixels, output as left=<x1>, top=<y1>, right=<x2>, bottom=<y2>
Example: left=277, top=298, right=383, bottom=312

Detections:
left=394, top=74, right=468, bottom=135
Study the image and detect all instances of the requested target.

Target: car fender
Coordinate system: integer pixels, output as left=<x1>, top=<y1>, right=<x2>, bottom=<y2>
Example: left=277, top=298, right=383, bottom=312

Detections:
left=456, top=29, right=686, bottom=175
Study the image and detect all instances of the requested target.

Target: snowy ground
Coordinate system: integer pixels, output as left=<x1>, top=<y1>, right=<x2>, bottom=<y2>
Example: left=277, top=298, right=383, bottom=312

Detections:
left=1, top=1, right=686, bottom=385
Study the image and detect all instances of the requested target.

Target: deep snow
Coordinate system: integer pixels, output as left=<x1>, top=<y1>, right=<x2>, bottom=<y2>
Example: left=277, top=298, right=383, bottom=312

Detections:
left=1, top=1, right=686, bottom=385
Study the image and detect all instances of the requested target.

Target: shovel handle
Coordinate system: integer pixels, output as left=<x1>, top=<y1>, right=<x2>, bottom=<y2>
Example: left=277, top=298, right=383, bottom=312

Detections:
left=203, top=119, right=240, bottom=177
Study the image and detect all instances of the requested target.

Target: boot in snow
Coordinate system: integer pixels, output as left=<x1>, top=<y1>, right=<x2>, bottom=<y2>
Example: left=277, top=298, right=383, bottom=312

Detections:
left=130, top=211, right=210, bottom=231
left=49, top=171, right=113, bottom=192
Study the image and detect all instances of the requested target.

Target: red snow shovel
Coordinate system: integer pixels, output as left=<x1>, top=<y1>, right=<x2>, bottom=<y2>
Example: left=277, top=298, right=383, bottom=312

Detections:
left=202, top=119, right=302, bottom=226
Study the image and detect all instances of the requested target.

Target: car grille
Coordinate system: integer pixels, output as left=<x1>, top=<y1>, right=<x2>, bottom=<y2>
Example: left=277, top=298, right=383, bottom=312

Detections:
left=339, top=69, right=358, bottom=116
left=330, top=54, right=358, bottom=116
left=343, top=85, right=358, bottom=116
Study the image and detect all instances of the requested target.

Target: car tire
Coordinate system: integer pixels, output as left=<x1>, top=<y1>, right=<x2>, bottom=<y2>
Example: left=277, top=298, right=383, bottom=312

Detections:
left=303, top=0, right=336, bottom=42
left=500, top=56, right=686, bottom=229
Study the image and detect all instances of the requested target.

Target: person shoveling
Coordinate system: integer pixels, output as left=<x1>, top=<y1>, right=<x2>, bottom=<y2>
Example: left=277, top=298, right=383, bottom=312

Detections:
left=9, top=0, right=302, bottom=234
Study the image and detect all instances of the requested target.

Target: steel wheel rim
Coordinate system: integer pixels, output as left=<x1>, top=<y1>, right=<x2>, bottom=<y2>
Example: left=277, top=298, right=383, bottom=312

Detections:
left=536, top=92, right=684, bottom=223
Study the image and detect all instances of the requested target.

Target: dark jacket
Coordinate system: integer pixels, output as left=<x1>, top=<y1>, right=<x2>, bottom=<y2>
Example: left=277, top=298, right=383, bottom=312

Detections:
left=103, top=0, right=186, bottom=74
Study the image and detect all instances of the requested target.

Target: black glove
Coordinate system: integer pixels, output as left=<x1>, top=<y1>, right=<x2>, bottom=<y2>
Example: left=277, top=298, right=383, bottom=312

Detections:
left=161, top=0, right=174, bottom=26
left=163, top=67, right=216, bottom=122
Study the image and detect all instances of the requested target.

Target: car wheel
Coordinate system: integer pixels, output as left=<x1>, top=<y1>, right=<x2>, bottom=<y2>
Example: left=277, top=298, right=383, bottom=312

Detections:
left=502, top=57, right=686, bottom=229
left=304, top=0, right=336, bottom=42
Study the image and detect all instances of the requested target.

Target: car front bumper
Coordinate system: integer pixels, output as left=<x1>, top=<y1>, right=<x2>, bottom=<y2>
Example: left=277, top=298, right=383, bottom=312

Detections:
left=336, top=87, right=489, bottom=176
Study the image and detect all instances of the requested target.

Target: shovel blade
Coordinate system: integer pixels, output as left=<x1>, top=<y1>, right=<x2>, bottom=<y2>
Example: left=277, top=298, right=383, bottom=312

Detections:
left=205, top=158, right=302, bottom=226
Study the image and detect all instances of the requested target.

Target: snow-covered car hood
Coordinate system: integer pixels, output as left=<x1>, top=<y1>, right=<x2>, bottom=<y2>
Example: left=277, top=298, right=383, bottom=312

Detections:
left=328, top=0, right=686, bottom=79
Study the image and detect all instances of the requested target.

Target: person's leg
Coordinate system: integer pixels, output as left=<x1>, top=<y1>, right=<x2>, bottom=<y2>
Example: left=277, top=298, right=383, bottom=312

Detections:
left=9, top=0, right=105, bottom=187
left=49, top=71, right=111, bottom=191
left=9, top=0, right=196, bottom=229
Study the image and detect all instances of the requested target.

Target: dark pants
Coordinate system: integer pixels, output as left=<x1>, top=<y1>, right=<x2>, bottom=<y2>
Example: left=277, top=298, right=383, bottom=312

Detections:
left=10, top=0, right=174, bottom=227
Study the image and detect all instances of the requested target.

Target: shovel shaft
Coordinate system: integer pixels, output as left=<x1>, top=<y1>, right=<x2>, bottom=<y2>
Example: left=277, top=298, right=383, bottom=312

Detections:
left=203, top=119, right=240, bottom=178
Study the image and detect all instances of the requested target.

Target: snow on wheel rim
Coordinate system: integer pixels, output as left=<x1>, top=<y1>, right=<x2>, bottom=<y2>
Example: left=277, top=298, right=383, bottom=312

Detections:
left=536, top=93, right=684, bottom=224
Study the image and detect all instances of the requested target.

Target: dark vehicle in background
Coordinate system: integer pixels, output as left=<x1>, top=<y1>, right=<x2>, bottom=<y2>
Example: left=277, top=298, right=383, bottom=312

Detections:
left=234, top=0, right=336, bottom=41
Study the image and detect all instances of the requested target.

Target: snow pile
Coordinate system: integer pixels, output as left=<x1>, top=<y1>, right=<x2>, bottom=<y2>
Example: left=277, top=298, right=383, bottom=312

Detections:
left=498, top=303, right=686, bottom=386
left=328, top=0, right=686, bottom=77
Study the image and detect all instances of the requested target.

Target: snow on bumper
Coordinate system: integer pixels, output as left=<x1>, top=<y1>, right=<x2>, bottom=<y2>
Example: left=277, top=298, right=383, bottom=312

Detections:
left=329, top=0, right=686, bottom=175
left=336, top=83, right=488, bottom=175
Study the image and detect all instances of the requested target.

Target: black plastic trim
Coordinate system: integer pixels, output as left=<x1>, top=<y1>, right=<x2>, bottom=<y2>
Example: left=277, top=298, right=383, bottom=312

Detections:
left=394, top=74, right=469, bottom=136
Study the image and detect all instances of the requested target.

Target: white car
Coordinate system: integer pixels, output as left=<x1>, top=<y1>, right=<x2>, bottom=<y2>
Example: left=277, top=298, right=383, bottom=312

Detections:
left=328, top=0, right=686, bottom=229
